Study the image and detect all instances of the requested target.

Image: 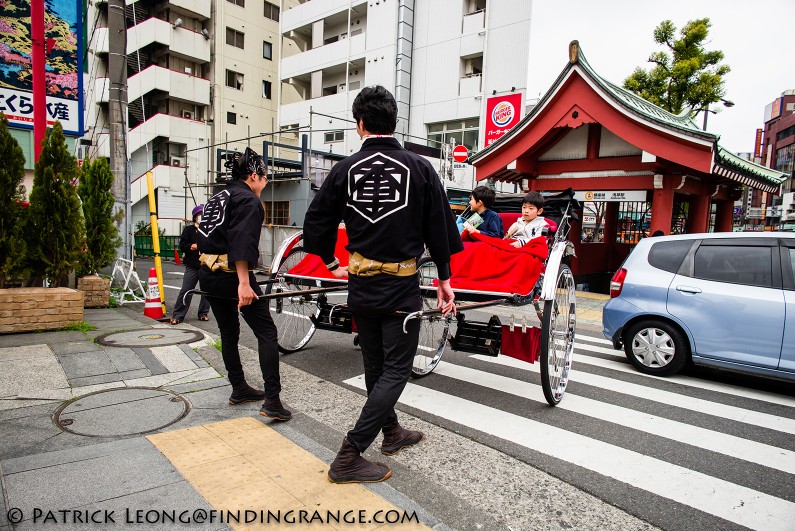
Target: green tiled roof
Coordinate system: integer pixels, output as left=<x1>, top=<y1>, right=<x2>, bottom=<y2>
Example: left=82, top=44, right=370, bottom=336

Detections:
left=715, top=147, right=787, bottom=186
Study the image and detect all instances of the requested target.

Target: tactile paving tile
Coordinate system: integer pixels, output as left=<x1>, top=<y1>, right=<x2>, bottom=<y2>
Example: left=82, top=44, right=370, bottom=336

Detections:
left=147, top=417, right=428, bottom=530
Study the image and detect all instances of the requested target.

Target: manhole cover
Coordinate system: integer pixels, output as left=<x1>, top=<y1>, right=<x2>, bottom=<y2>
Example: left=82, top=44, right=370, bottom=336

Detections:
left=53, top=388, right=190, bottom=437
left=95, top=328, right=204, bottom=347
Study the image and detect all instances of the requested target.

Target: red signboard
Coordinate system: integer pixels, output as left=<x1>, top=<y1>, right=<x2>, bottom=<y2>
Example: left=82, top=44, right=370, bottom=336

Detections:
left=484, top=93, right=523, bottom=147
left=452, top=145, right=468, bottom=162
left=753, top=128, right=763, bottom=159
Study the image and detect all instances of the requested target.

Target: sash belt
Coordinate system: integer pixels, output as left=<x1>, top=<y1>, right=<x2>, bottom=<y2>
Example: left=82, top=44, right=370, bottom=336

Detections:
left=347, top=252, right=417, bottom=277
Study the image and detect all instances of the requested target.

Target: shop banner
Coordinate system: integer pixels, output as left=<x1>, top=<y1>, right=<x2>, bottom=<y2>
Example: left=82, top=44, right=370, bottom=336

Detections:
left=484, top=93, right=523, bottom=147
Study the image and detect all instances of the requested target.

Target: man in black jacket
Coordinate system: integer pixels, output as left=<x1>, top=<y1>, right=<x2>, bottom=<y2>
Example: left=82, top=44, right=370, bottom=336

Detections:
left=304, top=85, right=462, bottom=483
left=171, top=205, right=210, bottom=324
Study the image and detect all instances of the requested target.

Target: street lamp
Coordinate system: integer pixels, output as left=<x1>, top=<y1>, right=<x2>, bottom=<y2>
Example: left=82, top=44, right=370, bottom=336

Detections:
left=702, top=98, right=735, bottom=130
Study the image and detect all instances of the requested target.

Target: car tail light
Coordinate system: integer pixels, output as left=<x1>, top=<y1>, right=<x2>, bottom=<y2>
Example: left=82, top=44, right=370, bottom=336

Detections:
left=609, top=268, right=627, bottom=298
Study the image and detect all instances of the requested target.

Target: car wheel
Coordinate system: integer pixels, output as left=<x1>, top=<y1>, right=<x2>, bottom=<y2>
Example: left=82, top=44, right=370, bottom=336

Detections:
left=623, top=320, right=689, bottom=376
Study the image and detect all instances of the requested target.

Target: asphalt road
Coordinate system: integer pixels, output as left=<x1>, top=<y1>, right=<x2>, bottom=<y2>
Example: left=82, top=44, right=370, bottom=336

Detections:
left=144, top=258, right=795, bottom=531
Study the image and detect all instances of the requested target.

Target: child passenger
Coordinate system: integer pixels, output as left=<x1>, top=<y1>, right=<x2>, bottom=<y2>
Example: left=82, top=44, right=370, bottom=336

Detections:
left=462, top=185, right=504, bottom=238
left=505, top=192, right=546, bottom=248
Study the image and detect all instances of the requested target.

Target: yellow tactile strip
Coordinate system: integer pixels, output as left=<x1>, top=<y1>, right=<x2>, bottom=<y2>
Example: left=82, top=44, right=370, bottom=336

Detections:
left=576, top=291, right=610, bottom=300
left=147, top=417, right=427, bottom=530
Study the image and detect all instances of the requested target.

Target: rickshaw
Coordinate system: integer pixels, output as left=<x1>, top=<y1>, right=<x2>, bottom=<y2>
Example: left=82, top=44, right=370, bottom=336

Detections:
left=262, top=189, right=580, bottom=406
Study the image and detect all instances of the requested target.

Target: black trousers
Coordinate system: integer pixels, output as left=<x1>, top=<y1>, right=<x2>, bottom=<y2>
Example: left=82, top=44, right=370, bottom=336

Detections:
left=172, top=265, right=210, bottom=320
left=198, top=268, right=281, bottom=398
left=346, top=311, right=420, bottom=453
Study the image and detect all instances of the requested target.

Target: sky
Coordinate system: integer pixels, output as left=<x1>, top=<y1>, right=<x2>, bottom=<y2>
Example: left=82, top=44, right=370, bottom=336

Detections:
left=526, top=0, right=795, bottom=155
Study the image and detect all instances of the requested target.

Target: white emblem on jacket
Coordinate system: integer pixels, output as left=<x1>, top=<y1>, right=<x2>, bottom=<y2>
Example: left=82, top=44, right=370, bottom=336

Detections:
left=347, top=153, right=410, bottom=224
left=198, top=190, right=230, bottom=237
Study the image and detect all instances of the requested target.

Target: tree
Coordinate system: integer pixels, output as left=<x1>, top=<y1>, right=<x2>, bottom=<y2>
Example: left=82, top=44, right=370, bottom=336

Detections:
left=0, top=113, right=28, bottom=287
left=78, top=158, right=121, bottom=274
left=623, top=19, right=731, bottom=118
left=25, top=122, right=85, bottom=286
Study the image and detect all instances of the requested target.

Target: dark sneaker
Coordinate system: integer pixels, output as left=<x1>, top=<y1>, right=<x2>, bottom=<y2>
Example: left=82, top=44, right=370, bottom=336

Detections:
left=380, top=422, right=424, bottom=456
left=328, top=439, right=392, bottom=484
left=228, top=382, right=267, bottom=405
left=259, top=396, right=292, bottom=421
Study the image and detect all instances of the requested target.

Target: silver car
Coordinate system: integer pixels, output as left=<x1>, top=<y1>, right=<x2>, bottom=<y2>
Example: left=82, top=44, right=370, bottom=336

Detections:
left=602, top=232, right=795, bottom=381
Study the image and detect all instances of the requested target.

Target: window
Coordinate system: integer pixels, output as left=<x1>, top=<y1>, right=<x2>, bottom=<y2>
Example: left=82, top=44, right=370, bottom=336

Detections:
left=227, top=0, right=244, bottom=6
left=226, top=69, right=244, bottom=90
left=264, top=1, right=279, bottom=21
left=226, top=112, right=236, bottom=124
left=263, top=201, right=290, bottom=225
left=263, top=40, right=272, bottom=60
left=262, top=80, right=272, bottom=99
left=324, top=131, right=344, bottom=143
left=428, top=119, right=480, bottom=151
left=648, top=240, right=693, bottom=273
left=693, top=244, right=773, bottom=288
left=226, top=28, right=245, bottom=49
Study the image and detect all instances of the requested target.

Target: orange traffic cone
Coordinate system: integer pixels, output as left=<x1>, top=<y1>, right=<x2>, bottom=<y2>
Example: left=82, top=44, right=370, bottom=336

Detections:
left=173, top=248, right=182, bottom=265
left=143, top=267, right=165, bottom=320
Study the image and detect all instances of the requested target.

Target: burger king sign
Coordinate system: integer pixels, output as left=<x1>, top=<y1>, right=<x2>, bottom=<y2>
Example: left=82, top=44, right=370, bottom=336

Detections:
left=485, top=92, right=523, bottom=146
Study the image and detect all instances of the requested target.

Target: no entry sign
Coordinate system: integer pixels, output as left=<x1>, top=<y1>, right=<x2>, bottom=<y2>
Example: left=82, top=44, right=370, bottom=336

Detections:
left=452, top=145, right=468, bottom=163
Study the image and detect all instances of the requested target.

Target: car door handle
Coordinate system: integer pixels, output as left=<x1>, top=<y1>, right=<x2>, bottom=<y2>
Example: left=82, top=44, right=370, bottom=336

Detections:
left=676, top=285, right=702, bottom=294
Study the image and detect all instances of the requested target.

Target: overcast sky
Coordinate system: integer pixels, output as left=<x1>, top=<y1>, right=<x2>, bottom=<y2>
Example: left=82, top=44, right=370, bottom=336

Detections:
left=526, top=0, right=795, bottom=155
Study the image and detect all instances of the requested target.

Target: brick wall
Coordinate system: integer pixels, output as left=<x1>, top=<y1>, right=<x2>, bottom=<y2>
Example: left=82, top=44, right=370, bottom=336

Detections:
left=77, top=275, right=111, bottom=308
left=0, top=288, right=84, bottom=334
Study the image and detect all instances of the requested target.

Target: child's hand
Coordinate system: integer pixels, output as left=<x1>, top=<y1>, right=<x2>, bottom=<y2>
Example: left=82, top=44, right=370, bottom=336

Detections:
left=510, top=241, right=522, bottom=248
left=464, top=223, right=477, bottom=233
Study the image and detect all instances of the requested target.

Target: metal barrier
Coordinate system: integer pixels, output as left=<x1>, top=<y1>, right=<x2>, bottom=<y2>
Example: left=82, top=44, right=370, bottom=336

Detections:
left=134, top=235, right=180, bottom=259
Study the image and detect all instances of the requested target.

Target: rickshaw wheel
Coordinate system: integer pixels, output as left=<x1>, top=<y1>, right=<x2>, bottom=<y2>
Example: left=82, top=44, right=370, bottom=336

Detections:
left=266, top=246, right=317, bottom=353
left=540, top=264, right=576, bottom=405
left=411, top=258, right=449, bottom=378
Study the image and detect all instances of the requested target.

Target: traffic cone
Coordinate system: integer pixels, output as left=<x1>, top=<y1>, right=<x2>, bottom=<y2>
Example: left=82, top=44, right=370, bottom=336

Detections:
left=144, top=267, right=165, bottom=320
left=173, top=248, right=182, bottom=265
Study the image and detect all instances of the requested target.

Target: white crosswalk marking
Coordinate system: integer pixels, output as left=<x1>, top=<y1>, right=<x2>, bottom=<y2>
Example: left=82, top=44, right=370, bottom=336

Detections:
left=471, top=354, right=795, bottom=435
left=344, top=374, right=795, bottom=530
left=574, top=333, right=612, bottom=346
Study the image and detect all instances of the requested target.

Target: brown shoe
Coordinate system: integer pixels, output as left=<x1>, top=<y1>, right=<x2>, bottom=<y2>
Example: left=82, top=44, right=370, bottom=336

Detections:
left=380, top=422, right=424, bottom=456
left=328, top=439, right=392, bottom=484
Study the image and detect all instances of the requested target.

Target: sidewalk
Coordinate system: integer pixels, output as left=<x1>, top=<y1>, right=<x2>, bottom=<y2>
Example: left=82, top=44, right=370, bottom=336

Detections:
left=0, top=295, right=620, bottom=531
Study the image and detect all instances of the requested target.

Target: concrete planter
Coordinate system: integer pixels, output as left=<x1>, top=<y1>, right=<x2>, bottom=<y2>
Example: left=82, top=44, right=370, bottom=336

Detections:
left=0, top=287, right=84, bottom=334
left=77, top=275, right=111, bottom=308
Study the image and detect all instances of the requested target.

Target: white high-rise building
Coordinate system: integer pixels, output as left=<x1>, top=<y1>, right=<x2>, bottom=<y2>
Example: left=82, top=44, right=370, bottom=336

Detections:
left=279, top=0, right=532, bottom=199
left=83, top=0, right=281, bottom=236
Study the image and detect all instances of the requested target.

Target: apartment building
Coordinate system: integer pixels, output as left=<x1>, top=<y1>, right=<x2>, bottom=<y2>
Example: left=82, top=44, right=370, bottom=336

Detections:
left=278, top=0, right=533, bottom=219
left=83, top=0, right=280, bottom=235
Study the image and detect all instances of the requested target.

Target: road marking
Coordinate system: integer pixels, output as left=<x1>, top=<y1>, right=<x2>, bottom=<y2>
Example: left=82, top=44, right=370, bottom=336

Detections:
left=470, top=354, right=795, bottom=435
left=428, top=360, right=795, bottom=474
left=344, top=376, right=795, bottom=531
left=575, top=333, right=612, bottom=346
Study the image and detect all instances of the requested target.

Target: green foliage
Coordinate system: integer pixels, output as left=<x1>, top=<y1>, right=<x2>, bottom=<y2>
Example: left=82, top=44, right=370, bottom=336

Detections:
left=134, top=220, right=165, bottom=237
left=0, top=113, right=28, bottom=287
left=623, top=18, right=731, bottom=117
left=59, top=321, right=97, bottom=333
left=78, top=158, right=122, bottom=274
left=25, top=122, right=86, bottom=286
left=213, top=338, right=222, bottom=352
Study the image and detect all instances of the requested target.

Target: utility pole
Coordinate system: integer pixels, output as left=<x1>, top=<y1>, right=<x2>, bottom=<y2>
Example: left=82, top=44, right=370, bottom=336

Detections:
left=31, top=0, right=46, bottom=161
left=108, top=0, right=130, bottom=257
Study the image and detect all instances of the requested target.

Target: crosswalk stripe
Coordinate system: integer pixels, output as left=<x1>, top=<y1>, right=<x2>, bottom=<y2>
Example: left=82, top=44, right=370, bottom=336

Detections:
left=344, top=375, right=795, bottom=530
left=470, top=354, right=795, bottom=435
left=571, top=345, right=795, bottom=408
left=427, top=360, right=795, bottom=474
left=575, top=333, right=612, bottom=346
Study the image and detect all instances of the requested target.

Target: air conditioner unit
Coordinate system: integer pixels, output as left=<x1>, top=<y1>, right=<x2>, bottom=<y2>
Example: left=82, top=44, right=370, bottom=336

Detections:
left=181, top=110, right=193, bottom=119
left=184, top=67, right=192, bottom=75
left=172, top=159, right=181, bottom=167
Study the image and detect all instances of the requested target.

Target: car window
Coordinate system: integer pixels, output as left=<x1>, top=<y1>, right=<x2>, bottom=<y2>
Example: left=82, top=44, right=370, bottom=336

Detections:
left=789, top=249, right=795, bottom=284
left=648, top=240, right=693, bottom=273
left=693, top=245, right=773, bottom=287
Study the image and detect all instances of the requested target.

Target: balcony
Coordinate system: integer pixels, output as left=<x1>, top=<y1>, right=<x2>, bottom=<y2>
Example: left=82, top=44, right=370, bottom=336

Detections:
left=93, top=27, right=109, bottom=54
left=462, top=9, right=485, bottom=34
left=459, top=74, right=482, bottom=97
left=128, top=65, right=210, bottom=106
left=94, top=77, right=110, bottom=104
left=160, top=0, right=210, bottom=20
left=127, top=113, right=209, bottom=155
left=280, top=89, right=361, bottom=128
left=127, top=18, right=210, bottom=63
left=282, top=0, right=367, bottom=33
left=130, top=165, right=187, bottom=205
left=281, top=33, right=366, bottom=79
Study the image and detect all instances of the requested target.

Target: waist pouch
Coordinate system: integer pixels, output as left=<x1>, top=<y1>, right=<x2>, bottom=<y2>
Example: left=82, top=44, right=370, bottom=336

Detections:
left=348, top=252, right=417, bottom=277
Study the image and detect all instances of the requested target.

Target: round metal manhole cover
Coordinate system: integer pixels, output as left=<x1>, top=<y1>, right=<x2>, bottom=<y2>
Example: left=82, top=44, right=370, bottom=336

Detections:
left=53, top=388, right=190, bottom=437
left=95, top=328, right=204, bottom=347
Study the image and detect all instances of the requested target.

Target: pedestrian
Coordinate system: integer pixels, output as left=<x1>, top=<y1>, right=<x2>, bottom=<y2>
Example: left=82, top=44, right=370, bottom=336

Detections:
left=197, top=148, right=291, bottom=420
left=170, top=205, right=210, bottom=325
left=303, top=85, right=463, bottom=483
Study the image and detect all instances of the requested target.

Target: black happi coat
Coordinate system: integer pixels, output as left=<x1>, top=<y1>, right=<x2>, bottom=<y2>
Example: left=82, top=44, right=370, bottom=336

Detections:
left=304, top=137, right=463, bottom=313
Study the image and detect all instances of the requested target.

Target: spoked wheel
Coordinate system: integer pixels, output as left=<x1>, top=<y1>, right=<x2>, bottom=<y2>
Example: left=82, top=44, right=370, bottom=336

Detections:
left=540, top=264, right=576, bottom=405
left=266, top=246, right=318, bottom=353
left=411, top=257, right=450, bottom=378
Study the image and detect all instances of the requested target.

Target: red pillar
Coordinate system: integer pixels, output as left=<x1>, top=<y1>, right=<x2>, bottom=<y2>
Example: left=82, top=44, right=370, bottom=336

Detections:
left=32, top=0, right=47, bottom=161
left=569, top=215, right=582, bottom=275
left=649, top=182, right=675, bottom=235
left=603, top=202, right=618, bottom=244
left=714, top=200, right=734, bottom=233
left=687, top=194, right=710, bottom=234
